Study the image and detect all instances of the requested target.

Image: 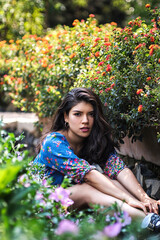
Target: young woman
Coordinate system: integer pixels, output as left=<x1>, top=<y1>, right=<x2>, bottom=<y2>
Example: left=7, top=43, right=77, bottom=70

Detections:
left=34, top=87, right=160, bottom=230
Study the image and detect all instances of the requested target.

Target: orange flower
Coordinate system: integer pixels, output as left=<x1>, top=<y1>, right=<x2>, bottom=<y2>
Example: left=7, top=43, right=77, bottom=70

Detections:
left=89, top=14, right=95, bottom=18
left=9, top=40, right=14, bottom=43
left=80, top=43, right=85, bottom=47
left=110, top=76, right=115, bottom=81
left=30, top=56, right=35, bottom=61
left=150, top=36, right=155, bottom=42
left=111, top=83, right=115, bottom=88
left=102, top=72, right=106, bottom=76
left=69, top=53, right=76, bottom=58
left=38, top=102, right=44, bottom=106
left=149, top=48, right=154, bottom=56
left=136, top=89, right=143, bottom=95
left=146, top=77, right=151, bottom=81
left=104, top=37, right=109, bottom=42
left=138, top=105, right=143, bottom=112
left=92, top=42, right=98, bottom=48
left=136, top=65, right=140, bottom=71
left=48, top=64, right=55, bottom=69
left=36, top=90, right=40, bottom=95
left=104, top=42, right=111, bottom=46
left=105, top=87, right=111, bottom=92
left=110, top=22, right=117, bottom=26
left=72, top=19, right=79, bottom=26
left=135, top=44, right=142, bottom=50
left=65, top=45, right=71, bottom=50
left=95, top=52, right=100, bottom=57
left=16, top=40, right=21, bottom=44
left=42, top=63, right=48, bottom=68
left=145, top=4, right=151, bottom=8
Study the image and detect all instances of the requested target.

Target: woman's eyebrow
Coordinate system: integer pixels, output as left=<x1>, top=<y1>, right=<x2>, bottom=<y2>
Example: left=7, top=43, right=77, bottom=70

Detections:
left=72, top=110, right=94, bottom=113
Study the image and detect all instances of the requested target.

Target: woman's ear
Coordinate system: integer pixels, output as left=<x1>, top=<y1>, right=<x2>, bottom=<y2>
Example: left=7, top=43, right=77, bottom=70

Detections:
left=64, top=112, right=68, bottom=122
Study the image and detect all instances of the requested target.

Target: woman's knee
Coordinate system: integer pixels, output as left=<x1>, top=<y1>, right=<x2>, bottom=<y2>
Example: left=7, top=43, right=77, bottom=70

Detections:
left=67, top=183, right=96, bottom=205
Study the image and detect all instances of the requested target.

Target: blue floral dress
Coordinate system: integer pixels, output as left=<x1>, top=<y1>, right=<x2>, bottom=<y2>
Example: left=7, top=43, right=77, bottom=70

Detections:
left=33, top=132, right=126, bottom=185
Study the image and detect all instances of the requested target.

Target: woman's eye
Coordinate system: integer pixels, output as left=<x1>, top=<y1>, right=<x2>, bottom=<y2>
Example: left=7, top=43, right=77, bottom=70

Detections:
left=89, top=112, right=94, bottom=117
left=74, top=113, right=81, bottom=116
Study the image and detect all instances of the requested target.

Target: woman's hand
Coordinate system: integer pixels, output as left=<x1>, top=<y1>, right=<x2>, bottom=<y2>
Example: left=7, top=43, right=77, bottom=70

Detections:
left=141, top=196, right=160, bottom=214
left=127, top=197, right=147, bottom=215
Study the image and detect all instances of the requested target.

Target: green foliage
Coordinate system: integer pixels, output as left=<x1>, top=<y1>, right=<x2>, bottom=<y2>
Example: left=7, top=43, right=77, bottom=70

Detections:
left=0, top=0, right=44, bottom=40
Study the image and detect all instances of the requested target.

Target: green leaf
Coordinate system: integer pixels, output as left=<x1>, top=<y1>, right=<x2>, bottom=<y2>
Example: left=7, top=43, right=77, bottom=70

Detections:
left=0, top=165, right=21, bottom=192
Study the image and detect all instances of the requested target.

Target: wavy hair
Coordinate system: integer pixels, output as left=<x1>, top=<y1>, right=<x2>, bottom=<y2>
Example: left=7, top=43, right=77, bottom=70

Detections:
left=37, top=87, right=119, bottom=166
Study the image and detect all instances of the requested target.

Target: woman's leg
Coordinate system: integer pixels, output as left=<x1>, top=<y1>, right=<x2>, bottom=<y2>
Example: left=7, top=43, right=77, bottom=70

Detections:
left=67, top=183, right=145, bottom=218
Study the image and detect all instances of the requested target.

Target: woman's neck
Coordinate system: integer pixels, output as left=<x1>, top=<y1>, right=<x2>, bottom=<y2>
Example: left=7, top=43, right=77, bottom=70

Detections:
left=59, top=130, right=84, bottom=155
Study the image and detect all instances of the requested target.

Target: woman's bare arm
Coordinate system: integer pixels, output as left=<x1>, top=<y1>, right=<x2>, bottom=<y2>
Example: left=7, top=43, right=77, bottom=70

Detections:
left=117, top=168, right=159, bottom=214
left=84, top=169, right=147, bottom=213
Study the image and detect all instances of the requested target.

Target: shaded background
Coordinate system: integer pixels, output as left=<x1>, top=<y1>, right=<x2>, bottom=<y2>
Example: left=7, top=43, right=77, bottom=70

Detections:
left=0, top=0, right=160, bottom=41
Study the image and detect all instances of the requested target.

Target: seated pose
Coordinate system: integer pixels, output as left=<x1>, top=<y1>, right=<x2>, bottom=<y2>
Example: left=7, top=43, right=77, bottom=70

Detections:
left=34, top=87, right=160, bottom=231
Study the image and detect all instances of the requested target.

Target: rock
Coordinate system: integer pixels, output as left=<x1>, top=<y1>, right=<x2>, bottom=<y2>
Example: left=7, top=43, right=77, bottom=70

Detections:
left=145, top=179, right=160, bottom=200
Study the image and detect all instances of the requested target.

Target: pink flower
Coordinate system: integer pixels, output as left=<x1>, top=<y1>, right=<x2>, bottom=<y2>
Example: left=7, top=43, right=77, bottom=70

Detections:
left=106, top=64, right=112, bottom=72
left=103, top=222, right=122, bottom=238
left=98, top=61, right=104, bottom=66
left=55, top=219, right=79, bottom=235
left=35, top=192, right=43, bottom=200
left=105, top=87, right=111, bottom=92
left=50, top=187, right=74, bottom=207
left=136, top=89, right=143, bottom=95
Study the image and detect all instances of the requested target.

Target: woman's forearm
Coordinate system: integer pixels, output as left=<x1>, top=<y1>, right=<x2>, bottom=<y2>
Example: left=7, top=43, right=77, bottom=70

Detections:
left=117, top=168, right=148, bottom=201
left=84, top=170, right=132, bottom=203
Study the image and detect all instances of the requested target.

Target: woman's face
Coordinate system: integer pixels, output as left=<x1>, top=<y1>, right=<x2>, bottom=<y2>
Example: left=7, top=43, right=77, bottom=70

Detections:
left=64, top=101, right=94, bottom=140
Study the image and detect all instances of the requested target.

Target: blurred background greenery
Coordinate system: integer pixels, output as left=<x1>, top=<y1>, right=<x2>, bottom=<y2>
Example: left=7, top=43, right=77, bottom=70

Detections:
left=0, top=0, right=160, bottom=41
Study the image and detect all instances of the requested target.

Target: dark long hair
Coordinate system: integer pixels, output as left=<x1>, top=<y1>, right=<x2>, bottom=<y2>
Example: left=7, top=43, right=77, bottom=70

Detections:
left=37, top=87, right=119, bottom=166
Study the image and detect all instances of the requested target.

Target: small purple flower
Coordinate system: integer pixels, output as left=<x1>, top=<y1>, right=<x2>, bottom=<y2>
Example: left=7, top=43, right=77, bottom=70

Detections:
left=114, top=211, right=132, bottom=227
left=55, top=219, right=79, bottom=235
left=103, top=222, right=122, bottom=238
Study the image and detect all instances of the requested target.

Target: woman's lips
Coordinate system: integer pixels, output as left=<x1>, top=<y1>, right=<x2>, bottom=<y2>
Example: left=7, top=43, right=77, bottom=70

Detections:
left=80, top=127, right=90, bottom=132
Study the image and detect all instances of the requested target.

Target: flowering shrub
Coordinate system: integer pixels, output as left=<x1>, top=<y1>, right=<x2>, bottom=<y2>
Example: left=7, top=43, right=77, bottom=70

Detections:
left=0, top=5, right=159, bottom=142
left=74, top=5, right=160, bottom=142
left=0, top=15, right=115, bottom=119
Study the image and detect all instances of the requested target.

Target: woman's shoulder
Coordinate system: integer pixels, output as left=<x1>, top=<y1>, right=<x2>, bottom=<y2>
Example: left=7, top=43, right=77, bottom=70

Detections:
left=43, top=131, right=68, bottom=146
left=44, top=131, right=66, bottom=141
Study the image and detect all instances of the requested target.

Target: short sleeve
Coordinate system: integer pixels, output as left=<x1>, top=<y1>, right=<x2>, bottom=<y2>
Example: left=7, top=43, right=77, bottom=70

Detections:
left=39, top=133, right=96, bottom=184
left=103, top=151, right=127, bottom=180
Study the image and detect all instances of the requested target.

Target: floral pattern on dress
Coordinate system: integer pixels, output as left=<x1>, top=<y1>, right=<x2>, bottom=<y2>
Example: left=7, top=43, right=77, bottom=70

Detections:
left=33, top=132, right=126, bottom=184
left=103, top=152, right=127, bottom=179
left=33, top=132, right=96, bottom=184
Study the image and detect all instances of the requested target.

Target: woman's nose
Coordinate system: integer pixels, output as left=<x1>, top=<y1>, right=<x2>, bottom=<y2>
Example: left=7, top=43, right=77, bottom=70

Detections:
left=82, top=114, right=89, bottom=123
